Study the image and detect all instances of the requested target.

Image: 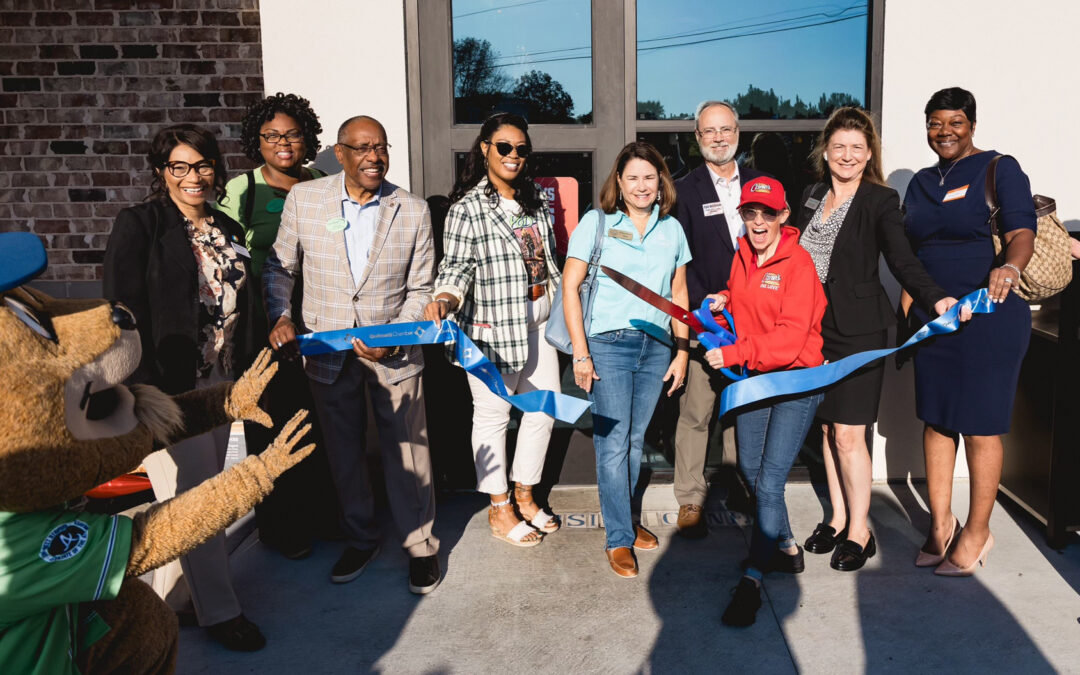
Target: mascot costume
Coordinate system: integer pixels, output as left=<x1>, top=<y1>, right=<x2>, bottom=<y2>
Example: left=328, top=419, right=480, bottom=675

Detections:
left=0, top=231, right=314, bottom=674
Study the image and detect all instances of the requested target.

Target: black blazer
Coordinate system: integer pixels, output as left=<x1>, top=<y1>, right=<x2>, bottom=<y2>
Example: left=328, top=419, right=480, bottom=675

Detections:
left=103, top=197, right=259, bottom=395
left=675, top=163, right=769, bottom=307
left=794, top=180, right=945, bottom=337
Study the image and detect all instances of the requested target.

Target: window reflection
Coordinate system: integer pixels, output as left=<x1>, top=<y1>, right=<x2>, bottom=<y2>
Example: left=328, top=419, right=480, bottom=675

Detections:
left=636, top=0, right=867, bottom=120
left=452, top=0, right=593, bottom=124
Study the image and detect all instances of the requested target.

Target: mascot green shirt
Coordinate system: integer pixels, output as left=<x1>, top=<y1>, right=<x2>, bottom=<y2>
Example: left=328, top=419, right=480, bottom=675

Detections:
left=0, top=509, right=132, bottom=674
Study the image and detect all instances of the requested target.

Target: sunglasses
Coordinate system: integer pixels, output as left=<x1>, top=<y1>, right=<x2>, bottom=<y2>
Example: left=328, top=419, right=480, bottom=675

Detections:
left=738, top=206, right=781, bottom=223
left=488, top=141, right=531, bottom=158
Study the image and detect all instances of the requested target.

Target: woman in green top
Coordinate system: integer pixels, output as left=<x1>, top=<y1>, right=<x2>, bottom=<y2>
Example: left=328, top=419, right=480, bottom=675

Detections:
left=220, top=92, right=336, bottom=559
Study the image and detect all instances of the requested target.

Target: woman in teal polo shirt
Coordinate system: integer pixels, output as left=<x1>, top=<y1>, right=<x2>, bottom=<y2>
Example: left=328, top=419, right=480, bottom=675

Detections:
left=562, top=141, right=692, bottom=578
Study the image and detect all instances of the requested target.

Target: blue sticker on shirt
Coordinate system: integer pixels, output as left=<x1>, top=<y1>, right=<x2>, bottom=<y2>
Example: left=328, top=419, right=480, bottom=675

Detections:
left=40, top=520, right=90, bottom=563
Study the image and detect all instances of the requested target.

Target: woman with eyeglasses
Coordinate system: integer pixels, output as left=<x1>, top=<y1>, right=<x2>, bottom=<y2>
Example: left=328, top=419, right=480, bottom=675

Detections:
left=423, top=113, right=563, bottom=547
left=219, top=93, right=338, bottom=562
left=702, top=177, right=826, bottom=626
left=793, top=107, right=960, bottom=573
left=103, top=124, right=266, bottom=651
left=562, top=141, right=691, bottom=578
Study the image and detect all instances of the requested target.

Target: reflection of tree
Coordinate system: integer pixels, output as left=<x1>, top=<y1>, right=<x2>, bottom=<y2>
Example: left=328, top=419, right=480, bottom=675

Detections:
left=453, top=37, right=511, bottom=98
left=733, top=84, right=861, bottom=120
left=513, top=70, right=575, bottom=123
left=636, top=99, right=665, bottom=120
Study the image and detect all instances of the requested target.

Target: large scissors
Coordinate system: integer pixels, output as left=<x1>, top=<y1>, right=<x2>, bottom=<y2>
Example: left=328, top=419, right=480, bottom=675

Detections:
left=600, top=266, right=746, bottom=381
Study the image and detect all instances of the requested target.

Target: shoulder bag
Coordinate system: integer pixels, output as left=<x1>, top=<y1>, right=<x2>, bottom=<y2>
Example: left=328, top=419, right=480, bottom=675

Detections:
left=545, top=208, right=606, bottom=354
left=986, top=155, right=1072, bottom=301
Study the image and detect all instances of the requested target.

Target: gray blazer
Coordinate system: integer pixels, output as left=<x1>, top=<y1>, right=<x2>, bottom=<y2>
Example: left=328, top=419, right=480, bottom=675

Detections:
left=263, top=174, right=435, bottom=384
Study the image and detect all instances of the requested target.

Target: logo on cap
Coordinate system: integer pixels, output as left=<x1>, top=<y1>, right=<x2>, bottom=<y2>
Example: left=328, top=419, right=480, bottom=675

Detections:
left=750, top=182, right=772, bottom=194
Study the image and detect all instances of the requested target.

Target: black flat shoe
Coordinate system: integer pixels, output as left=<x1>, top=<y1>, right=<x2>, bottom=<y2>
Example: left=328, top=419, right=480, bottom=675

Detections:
left=804, top=523, right=847, bottom=554
left=830, top=533, right=876, bottom=571
left=722, top=577, right=762, bottom=627
left=206, top=614, right=266, bottom=652
left=740, top=545, right=805, bottom=574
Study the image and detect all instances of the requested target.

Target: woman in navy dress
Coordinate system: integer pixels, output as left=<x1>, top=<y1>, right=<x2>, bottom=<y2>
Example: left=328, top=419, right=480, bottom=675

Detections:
left=902, top=87, right=1035, bottom=576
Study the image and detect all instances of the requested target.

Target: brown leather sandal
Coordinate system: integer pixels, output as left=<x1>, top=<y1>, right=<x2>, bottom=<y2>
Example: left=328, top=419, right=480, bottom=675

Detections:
left=513, top=483, right=560, bottom=533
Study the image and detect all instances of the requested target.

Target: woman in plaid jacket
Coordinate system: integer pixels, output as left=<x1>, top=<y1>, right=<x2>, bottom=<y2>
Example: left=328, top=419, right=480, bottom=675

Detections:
left=424, top=113, right=562, bottom=547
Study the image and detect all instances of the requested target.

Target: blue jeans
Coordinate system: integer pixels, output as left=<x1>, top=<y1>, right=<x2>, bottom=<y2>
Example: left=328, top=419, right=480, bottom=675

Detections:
left=736, top=390, right=824, bottom=574
left=588, top=329, right=670, bottom=550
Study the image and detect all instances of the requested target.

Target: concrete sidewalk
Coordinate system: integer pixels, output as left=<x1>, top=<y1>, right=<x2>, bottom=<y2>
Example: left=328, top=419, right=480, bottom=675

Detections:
left=174, top=482, right=1080, bottom=674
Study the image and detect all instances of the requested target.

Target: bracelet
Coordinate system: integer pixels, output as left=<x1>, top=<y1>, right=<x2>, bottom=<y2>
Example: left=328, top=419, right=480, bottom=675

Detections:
left=1001, top=263, right=1022, bottom=277
left=572, top=354, right=591, bottom=363
left=674, top=337, right=690, bottom=352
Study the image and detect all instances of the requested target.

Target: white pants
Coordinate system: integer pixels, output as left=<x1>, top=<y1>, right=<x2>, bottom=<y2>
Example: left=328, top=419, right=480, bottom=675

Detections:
left=467, top=294, right=560, bottom=495
left=145, top=368, right=242, bottom=627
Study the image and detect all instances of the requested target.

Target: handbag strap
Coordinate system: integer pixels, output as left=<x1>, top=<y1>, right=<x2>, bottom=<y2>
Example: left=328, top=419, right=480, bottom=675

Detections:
left=984, top=154, right=1006, bottom=237
left=586, top=207, right=605, bottom=268
left=243, top=169, right=256, bottom=226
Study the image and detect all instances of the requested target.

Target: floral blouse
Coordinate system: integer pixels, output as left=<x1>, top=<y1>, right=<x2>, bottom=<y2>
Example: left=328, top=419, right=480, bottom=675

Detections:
left=185, top=216, right=246, bottom=379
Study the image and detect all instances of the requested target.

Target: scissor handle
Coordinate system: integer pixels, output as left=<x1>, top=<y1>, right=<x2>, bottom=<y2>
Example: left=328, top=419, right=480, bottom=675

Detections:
left=693, top=299, right=745, bottom=380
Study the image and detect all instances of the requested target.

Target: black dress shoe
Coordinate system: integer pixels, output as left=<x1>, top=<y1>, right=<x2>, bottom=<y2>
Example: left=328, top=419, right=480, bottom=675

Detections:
left=206, top=614, right=266, bottom=652
left=277, top=533, right=314, bottom=560
left=330, top=545, right=379, bottom=583
left=770, top=545, right=805, bottom=574
left=408, top=554, right=441, bottom=595
left=830, top=533, right=876, bottom=571
left=804, top=523, right=848, bottom=554
left=722, top=577, right=762, bottom=627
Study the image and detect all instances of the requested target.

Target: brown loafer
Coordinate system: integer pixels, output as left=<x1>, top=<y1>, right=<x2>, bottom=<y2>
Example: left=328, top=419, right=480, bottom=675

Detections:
left=606, top=547, right=638, bottom=578
left=677, top=504, right=707, bottom=539
left=634, top=525, right=659, bottom=551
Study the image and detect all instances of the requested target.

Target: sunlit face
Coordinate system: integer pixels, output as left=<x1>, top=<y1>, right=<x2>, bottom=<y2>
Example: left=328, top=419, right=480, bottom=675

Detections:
left=617, top=157, right=660, bottom=213
left=482, top=124, right=528, bottom=187
left=258, top=112, right=307, bottom=173
left=826, top=128, right=871, bottom=183
left=925, top=109, right=975, bottom=162
left=334, top=118, right=389, bottom=195
left=696, top=104, right=739, bottom=166
left=160, top=143, right=214, bottom=212
left=739, top=202, right=789, bottom=255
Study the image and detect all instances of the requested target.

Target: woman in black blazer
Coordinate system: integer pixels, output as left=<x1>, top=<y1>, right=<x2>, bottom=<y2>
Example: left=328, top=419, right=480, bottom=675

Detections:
left=793, top=108, right=958, bottom=572
left=103, top=124, right=265, bottom=651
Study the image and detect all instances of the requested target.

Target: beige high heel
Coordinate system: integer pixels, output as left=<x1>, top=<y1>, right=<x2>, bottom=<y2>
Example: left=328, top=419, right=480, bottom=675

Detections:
left=934, top=532, right=994, bottom=577
left=915, top=517, right=960, bottom=567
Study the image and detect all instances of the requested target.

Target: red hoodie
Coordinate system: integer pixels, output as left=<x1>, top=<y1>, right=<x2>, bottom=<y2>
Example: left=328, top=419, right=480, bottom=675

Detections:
left=717, top=225, right=826, bottom=373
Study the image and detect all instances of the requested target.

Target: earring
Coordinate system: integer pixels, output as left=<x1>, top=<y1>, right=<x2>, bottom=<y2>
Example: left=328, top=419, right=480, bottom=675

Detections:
left=823, top=153, right=828, bottom=162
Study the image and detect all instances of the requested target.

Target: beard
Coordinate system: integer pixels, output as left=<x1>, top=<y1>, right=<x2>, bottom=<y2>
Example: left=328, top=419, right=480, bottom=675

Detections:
left=700, top=142, right=736, bottom=166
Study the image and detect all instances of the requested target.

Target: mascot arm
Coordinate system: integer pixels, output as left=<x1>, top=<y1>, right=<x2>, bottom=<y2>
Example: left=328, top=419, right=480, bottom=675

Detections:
left=160, top=349, right=277, bottom=448
left=126, top=410, right=314, bottom=577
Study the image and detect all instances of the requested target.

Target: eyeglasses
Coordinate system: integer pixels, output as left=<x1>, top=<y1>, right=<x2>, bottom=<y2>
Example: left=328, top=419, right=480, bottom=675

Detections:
left=738, top=206, right=780, bottom=223
left=337, top=142, right=391, bottom=157
left=164, top=159, right=215, bottom=178
left=260, top=131, right=304, bottom=144
left=488, top=141, right=531, bottom=158
left=697, top=126, right=737, bottom=139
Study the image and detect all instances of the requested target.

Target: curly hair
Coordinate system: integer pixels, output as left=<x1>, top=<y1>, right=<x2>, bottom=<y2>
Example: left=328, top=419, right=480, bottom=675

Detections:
left=448, top=112, right=543, bottom=217
left=239, top=92, right=322, bottom=164
left=146, top=124, right=228, bottom=203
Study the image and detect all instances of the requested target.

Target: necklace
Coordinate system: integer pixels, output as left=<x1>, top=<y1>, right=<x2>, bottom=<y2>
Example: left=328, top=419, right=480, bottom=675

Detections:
left=937, top=153, right=970, bottom=186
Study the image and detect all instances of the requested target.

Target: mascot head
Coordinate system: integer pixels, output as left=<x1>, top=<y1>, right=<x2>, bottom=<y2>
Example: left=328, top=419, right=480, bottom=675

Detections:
left=0, top=233, right=180, bottom=512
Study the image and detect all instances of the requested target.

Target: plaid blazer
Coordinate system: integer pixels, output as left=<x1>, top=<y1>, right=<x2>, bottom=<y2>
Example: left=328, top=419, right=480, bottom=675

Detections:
left=434, top=179, right=562, bottom=372
left=263, top=175, right=434, bottom=384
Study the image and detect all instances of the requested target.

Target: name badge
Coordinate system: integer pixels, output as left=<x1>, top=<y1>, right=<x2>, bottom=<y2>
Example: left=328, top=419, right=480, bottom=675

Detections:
left=607, top=228, right=633, bottom=241
left=702, top=201, right=724, bottom=217
left=804, top=197, right=821, bottom=210
left=231, top=242, right=251, bottom=258
left=943, top=185, right=969, bottom=202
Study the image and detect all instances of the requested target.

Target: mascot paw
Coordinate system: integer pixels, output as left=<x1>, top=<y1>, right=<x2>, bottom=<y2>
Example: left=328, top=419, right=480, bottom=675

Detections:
left=260, top=409, right=316, bottom=479
left=225, top=348, right=278, bottom=427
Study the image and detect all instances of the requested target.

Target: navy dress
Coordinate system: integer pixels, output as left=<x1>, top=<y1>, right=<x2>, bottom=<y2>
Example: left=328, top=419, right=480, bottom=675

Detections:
left=902, top=151, right=1035, bottom=435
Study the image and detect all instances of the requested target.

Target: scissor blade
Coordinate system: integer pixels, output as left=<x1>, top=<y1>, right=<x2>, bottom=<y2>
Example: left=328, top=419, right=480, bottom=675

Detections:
left=600, top=265, right=707, bottom=334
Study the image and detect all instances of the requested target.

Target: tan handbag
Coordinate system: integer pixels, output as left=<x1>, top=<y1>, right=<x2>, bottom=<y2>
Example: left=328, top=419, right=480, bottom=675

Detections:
left=985, top=155, right=1072, bottom=301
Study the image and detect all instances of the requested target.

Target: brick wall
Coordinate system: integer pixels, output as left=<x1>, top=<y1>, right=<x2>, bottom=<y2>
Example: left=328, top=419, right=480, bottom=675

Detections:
left=0, top=0, right=264, bottom=291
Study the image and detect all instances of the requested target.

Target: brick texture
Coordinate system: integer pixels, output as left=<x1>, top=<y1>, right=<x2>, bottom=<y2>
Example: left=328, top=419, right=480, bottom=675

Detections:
left=0, top=0, right=263, bottom=283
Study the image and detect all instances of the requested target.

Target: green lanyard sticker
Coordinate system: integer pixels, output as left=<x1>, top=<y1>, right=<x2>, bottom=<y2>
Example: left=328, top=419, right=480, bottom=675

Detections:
left=325, top=217, right=347, bottom=233
left=266, top=198, right=285, bottom=213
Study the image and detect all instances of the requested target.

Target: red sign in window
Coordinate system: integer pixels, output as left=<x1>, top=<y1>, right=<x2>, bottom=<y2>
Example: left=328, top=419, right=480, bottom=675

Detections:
left=535, top=177, right=579, bottom=255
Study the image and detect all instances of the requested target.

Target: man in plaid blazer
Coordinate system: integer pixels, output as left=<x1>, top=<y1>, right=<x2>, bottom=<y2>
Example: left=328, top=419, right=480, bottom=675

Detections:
left=262, top=115, right=440, bottom=595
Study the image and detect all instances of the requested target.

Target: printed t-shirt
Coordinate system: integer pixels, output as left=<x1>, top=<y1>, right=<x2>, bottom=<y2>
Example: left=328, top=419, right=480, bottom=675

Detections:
left=499, top=196, right=548, bottom=290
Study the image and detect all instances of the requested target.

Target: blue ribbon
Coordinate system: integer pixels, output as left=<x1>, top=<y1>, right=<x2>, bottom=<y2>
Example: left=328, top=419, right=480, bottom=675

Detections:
left=295, top=320, right=592, bottom=423
left=718, top=288, right=996, bottom=417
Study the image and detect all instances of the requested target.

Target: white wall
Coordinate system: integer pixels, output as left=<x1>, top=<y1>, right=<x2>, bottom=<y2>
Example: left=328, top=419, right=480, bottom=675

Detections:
left=873, top=0, right=1080, bottom=480
left=258, top=0, right=412, bottom=189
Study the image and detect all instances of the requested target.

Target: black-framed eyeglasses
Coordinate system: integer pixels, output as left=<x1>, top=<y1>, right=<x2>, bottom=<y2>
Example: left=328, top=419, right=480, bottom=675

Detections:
left=260, top=131, right=304, bottom=144
left=488, top=141, right=531, bottom=158
left=164, top=159, right=215, bottom=178
left=738, top=206, right=780, bottom=223
left=337, top=142, right=391, bottom=157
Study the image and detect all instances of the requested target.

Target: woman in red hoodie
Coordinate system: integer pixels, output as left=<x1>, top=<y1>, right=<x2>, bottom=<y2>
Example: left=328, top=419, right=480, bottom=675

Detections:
left=704, top=176, right=826, bottom=627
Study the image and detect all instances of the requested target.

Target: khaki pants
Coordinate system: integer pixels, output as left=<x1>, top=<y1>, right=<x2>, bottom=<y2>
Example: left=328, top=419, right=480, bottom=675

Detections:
left=673, top=340, right=736, bottom=507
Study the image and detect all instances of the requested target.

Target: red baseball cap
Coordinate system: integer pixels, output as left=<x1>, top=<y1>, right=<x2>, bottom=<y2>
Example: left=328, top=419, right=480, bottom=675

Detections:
left=738, top=176, right=787, bottom=211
